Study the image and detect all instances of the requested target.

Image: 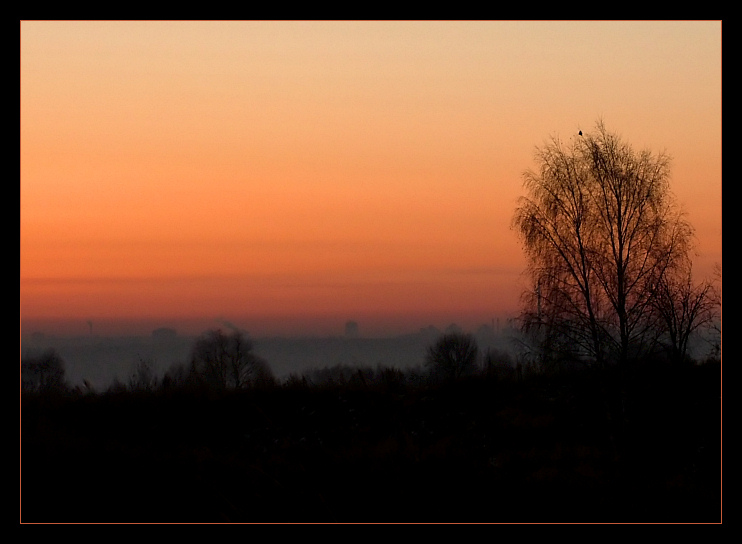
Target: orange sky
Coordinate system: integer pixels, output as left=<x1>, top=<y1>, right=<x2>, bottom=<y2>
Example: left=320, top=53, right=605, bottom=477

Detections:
left=20, top=21, right=722, bottom=337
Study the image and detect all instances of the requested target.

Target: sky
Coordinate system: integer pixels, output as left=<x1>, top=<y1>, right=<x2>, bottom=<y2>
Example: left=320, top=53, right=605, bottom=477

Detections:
left=20, top=21, right=722, bottom=337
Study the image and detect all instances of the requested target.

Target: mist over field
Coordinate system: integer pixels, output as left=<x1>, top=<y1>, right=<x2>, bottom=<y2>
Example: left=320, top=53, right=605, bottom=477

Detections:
left=20, top=317, right=525, bottom=390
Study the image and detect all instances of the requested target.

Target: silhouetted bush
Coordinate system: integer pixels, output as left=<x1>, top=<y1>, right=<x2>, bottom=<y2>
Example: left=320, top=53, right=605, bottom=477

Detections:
left=21, top=349, right=68, bottom=394
left=282, top=372, right=310, bottom=389
left=128, top=357, right=159, bottom=392
left=377, top=365, right=406, bottom=393
left=107, top=377, right=129, bottom=395
left=288, top=363, right=416, bottom=393
left=250, top=354, right=278, bottom=389
left=483, top=347, right=517, bottom=381
left=160, top=361, right=191, bottom=391
left=301, top=363, right=368, bottom=389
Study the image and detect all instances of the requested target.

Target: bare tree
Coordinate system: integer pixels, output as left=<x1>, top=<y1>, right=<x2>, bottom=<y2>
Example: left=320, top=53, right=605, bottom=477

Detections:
left=189, top=329, right=274, bottom=390
left=513, top=120, right=694, bottom=367
left=709, top=263, right=722, bottom=359
left=425, top=332, right=479, bottom=381
left=651, top=259, right=719, bottom=365
left=21, top=349, right=68, bottom=394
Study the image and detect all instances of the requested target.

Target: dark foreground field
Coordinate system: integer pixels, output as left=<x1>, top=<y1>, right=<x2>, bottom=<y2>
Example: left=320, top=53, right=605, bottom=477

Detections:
left=21, top=361, right=721, bottom=523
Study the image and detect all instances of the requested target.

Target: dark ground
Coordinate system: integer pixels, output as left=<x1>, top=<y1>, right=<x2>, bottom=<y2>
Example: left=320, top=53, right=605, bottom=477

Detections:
left=20, top=361, right=721, bottom=523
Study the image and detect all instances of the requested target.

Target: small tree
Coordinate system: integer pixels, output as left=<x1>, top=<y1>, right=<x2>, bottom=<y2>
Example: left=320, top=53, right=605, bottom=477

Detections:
left=189, top=329, right=273, bottom=390
left=21, top=349, right=68, bottom=394
left=651, top=260, right=719, bottom=365
left=425, top=332, right=479, bottom=381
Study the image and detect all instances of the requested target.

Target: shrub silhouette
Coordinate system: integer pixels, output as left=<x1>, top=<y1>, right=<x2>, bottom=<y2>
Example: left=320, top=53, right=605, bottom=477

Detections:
left=128, top=357, right=159, bottom=392
left=483, top=347, right=517, bottom=381
left=21, top=349, right=68, bottom=394
left=294, top=363, right=410, bottom=392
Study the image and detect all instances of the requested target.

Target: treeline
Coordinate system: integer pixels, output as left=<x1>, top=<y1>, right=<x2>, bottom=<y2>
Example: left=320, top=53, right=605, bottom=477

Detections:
left=21, top=324, right=721, bottom=399
left=20, top=348, right=721, bottom=522
left=19, top=331, right=515, bottom=397
left=21, top=328, right=721, bottom=522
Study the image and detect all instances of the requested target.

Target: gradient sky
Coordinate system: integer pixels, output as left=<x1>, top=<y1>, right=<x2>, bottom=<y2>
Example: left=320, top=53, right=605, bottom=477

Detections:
left=20, top=21, right=722, bottom=337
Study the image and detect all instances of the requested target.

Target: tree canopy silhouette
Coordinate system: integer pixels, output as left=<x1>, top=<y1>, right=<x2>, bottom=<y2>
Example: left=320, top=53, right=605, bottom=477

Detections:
left=189, top=329, right=274, bottom=390
left=513, top=120, right=696, bottom=367
left=21, top=349, right=68, bottom=394
left=650, top=259, right=719, bottom=365
left=425, top=332, right=479, bottom=381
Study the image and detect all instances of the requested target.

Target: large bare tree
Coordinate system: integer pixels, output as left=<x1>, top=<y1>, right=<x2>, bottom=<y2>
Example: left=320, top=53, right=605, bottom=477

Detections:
left=513, top=121, right=694, bottom=367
